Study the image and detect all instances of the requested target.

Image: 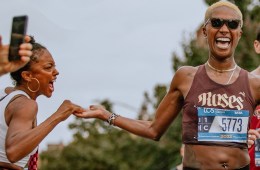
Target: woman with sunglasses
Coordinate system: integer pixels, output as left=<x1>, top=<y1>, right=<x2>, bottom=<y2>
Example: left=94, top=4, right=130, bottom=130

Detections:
left=75, top=1, right=260, bottom=170
left=0, top=36, right=86, bottom=170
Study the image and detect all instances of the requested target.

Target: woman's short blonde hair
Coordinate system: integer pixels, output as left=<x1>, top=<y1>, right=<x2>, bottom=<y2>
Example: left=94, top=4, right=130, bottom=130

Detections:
left=204, top=1, right=243, bottom=27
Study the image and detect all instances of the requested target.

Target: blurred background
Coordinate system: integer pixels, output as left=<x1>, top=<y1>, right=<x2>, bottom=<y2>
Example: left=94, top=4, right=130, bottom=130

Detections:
left=0, top=0, right=259, bottom=169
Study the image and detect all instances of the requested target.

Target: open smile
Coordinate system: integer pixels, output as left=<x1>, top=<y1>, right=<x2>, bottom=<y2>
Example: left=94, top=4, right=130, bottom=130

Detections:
left=215, top=37, right=231, bottom=49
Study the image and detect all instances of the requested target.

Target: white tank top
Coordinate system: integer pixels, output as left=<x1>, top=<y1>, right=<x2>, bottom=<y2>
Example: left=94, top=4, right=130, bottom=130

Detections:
left=0, top=89, right=38, bottom=168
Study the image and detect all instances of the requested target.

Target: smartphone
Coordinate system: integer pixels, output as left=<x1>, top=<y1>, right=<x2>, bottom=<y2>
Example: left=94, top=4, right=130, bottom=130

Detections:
left=8, top=15, right=28, bottom=61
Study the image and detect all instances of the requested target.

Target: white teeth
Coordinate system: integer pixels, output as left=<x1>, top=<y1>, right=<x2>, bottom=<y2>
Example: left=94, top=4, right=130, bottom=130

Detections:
left=216, top=42, right=229, bottom=49
left=216, top=37, right=230, bottom=42
left=216, top=37, right=230, bottom=49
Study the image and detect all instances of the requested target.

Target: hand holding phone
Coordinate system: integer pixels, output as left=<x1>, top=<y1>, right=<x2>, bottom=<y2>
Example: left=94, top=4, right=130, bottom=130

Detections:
left=8, top=15, right=28, bottom=61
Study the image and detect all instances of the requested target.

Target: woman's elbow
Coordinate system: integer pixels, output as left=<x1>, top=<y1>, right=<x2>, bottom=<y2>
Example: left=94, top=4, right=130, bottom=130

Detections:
left=152, top=135, right=162, bottom=141
left=149, top=130, right=162, bottom=141
left=6, top=147, right=21, bottom=163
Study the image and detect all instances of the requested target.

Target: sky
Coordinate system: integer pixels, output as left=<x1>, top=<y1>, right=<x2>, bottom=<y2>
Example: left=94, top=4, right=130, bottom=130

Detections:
left=0, top=0, right=207, bottom=152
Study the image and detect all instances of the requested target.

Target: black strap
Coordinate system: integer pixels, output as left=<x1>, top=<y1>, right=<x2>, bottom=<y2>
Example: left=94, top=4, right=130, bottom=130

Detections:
left=0, top=94, right=8, bottom=102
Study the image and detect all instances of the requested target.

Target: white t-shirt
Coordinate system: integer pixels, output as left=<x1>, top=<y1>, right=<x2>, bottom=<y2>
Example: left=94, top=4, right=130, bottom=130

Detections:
left=0, top=89, right=38, bottom=168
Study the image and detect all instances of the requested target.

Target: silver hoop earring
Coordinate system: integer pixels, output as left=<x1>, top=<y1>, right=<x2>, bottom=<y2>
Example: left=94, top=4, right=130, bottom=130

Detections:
left=27, top=78, right=40, bottom=93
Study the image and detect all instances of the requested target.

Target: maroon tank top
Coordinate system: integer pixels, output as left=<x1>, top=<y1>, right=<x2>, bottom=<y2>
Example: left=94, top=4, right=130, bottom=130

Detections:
left=182, top=65, right=255, bottom=148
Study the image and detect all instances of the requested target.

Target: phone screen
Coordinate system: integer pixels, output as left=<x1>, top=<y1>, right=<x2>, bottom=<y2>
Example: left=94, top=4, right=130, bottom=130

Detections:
left=8, top=15, right=28, bottom=61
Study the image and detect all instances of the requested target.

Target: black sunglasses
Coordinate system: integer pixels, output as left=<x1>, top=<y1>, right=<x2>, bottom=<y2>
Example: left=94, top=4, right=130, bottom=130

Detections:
left=205, top=18, right=241, bottom=30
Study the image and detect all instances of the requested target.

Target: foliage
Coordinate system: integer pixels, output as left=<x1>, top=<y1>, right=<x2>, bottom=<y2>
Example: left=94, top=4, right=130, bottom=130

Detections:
left=40, top=1, right=260, bottom=169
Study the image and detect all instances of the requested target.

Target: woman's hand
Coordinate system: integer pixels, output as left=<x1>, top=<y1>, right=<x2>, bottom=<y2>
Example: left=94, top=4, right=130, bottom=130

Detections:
left=248, top=129, right=260, bottom=148
left=74, top=105, right=110, bottom=120
left=0, top=35, right=32, bottom=76
left=55, top=100, right=87, bottom=121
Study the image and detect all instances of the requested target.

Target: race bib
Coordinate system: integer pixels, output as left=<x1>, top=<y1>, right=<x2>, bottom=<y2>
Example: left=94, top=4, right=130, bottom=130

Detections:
left=197, top=107, right=249, bottom=143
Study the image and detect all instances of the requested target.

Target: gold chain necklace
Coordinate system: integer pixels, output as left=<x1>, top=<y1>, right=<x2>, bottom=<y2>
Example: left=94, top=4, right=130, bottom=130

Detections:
left=206, top=61, right=237, bottom=73
left=206, top=61, right=237, bottom=85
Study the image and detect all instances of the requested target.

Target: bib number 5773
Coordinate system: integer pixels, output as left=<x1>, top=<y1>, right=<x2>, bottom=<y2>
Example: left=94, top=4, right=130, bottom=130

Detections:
left=221, top=117, right=242, bottom=132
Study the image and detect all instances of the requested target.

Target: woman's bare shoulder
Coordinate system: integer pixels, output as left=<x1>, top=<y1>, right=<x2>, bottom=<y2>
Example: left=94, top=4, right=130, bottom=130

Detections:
left=170, top=65, right=200, bottom=89
left=175, top=65, right=199, bottom=77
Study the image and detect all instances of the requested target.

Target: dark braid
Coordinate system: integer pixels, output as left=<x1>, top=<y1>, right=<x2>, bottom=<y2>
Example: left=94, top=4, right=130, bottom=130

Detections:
left=10, top=36, right=46, bottom=86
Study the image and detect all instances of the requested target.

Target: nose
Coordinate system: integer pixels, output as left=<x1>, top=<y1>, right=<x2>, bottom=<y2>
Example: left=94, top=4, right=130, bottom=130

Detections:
left=219, top=22, right=229, bottom=33
left=54, top=68, right=59, bottom=76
